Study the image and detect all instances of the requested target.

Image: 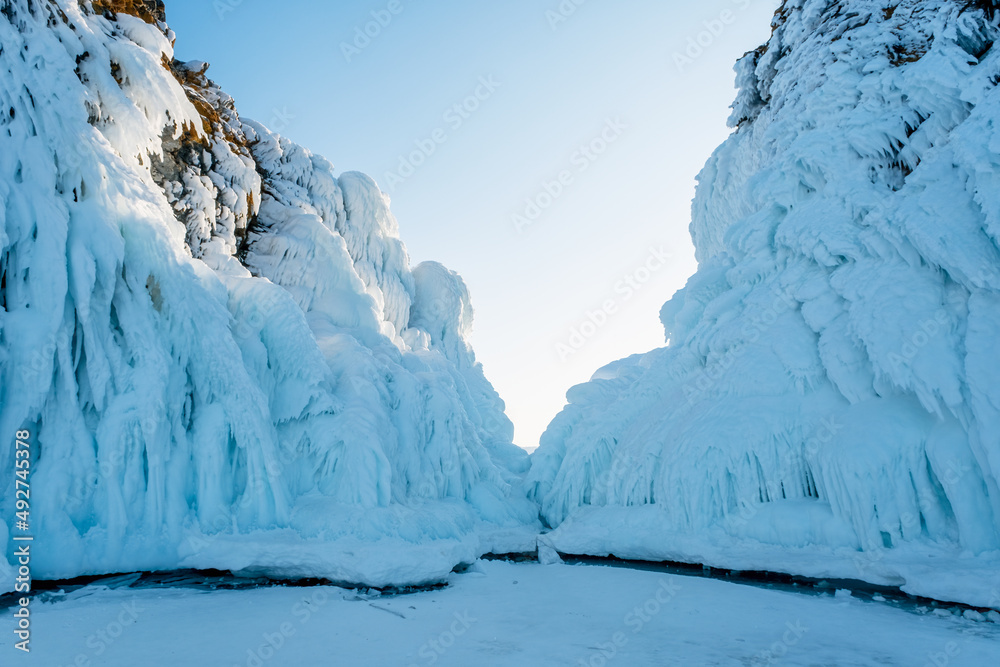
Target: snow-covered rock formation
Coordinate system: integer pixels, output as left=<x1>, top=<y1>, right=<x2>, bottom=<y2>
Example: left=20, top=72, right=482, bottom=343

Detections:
left=0, top=0, right=535, bottom=592
left=530, top=0, right=1000, bottom=607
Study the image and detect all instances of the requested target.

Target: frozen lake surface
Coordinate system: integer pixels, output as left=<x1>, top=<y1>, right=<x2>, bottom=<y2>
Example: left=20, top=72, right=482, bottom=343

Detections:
left=3, top=560, right=998, bottom=666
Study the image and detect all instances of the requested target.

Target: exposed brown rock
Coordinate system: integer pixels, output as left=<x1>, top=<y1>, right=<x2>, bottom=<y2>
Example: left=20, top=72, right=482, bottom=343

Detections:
left=163, top=56, right=242, bottom=146
left=889, top=41, right=930, bottom=66
left=150, top=58, right=261, bottom=259
left=771, top=0, right=794, bottom=35
left=86, top=0, right=166, bottom=25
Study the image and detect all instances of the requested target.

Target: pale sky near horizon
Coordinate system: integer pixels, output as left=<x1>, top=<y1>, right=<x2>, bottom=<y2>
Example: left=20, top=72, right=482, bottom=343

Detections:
left=165, top=0, right=781, bottom=450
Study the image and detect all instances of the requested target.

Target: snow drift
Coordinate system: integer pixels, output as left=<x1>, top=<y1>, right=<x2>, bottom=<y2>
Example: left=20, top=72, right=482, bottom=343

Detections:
left=0, top=0, right=535, bottom=591
left=530, top=0, right=1000, bottom=607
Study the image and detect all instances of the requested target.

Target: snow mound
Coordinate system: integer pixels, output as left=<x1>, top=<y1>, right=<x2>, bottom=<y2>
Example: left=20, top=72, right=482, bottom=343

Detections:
left=0, top=0, right=534, bottom=589
left=529, top=0, right=1000, bottom=606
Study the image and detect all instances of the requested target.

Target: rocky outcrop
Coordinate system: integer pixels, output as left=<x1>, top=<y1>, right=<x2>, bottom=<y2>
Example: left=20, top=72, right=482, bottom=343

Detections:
left=87, top=0, right=165, bottom=25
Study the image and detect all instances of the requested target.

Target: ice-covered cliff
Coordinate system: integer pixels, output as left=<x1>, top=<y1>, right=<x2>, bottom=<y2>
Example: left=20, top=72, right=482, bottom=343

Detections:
left=0, top=0, right=535, bottom=592
left=530, top=0, right=1000, bottom=607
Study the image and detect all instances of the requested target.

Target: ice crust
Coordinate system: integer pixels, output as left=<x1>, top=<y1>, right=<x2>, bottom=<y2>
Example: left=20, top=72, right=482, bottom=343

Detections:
left=0, top=0, right=534, bottom=591
left=529, top=0, right=1000, bottom=606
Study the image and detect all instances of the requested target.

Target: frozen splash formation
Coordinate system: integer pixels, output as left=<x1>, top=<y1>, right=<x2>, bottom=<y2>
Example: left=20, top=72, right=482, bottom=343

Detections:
left=530, top=0, right=1000, bottom=607
left=0, top=0, right=537, bottom=592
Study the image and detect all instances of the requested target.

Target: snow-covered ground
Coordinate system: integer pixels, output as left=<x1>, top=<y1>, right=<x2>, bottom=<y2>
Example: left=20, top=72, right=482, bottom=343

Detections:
left=2, top=560, right=999, bottom=666
left=539, top=506, right=1000, bottom=609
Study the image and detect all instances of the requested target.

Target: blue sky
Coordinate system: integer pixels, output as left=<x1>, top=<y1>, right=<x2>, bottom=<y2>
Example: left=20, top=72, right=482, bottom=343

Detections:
left=165, top=0, right=781, bottom=449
